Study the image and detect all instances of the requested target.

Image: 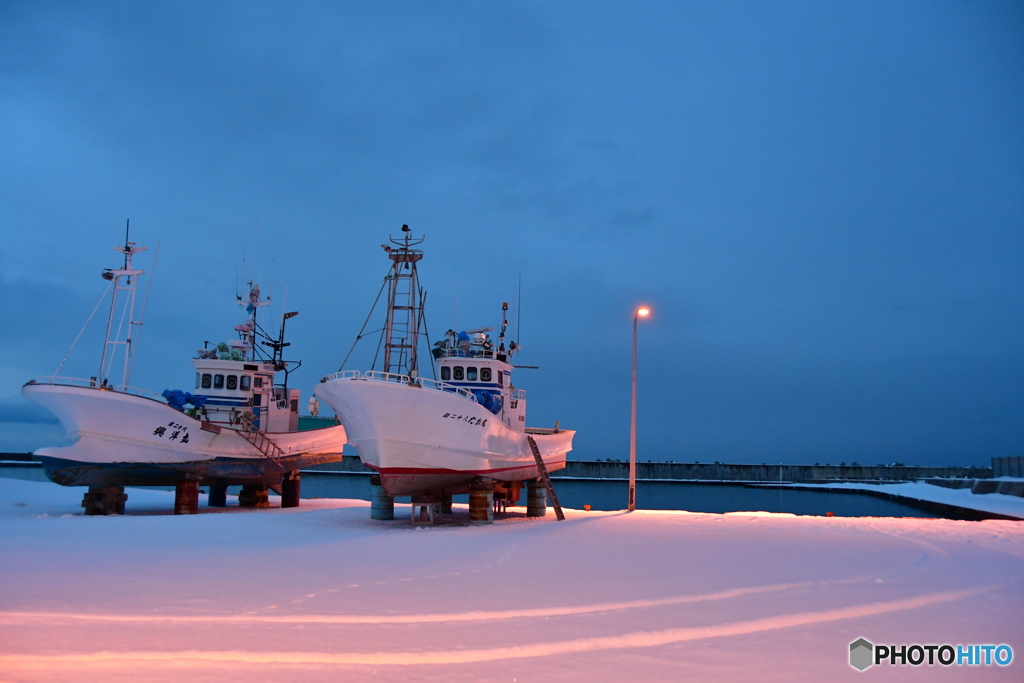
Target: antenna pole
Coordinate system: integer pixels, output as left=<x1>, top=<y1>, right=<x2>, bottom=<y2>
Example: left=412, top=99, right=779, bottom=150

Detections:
left=516, top=270, right=522, bottom=349
left=499, top=302, right=508, bottom=346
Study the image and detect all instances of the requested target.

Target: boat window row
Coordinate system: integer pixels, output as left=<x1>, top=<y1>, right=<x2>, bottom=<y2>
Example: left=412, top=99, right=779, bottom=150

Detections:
left=440, top=366, right=497, bottom=383
left=196, top=373, right=255, bottom=392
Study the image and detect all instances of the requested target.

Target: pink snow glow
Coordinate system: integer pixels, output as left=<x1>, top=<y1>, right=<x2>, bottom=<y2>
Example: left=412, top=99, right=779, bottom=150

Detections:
left=1, top=477, right=1021, bottom=681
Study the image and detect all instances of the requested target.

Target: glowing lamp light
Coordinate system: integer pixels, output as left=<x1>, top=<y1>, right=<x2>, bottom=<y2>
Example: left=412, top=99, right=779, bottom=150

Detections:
left=637, top=307, right=650, bottom=317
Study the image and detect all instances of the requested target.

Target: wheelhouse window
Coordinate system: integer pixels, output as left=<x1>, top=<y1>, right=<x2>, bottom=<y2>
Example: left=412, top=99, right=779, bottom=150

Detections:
left=254, top=377, right=264, bottom=388
left=201, top=374, right=212, bottom=389
left=226, top=375, right=238, bottom=390
left=453, top=366, right=465, bottom=380
left=467, top=367, right=478, bottom=381
left=240, top=376, right=251, bottom=391
left=195, top=373, right=200, bottom=389
left=441, top=366, right=451, bottom=381
left=498, top=371, right=503, bottom=387
left=214, top=374, right=225, bottom=389
left=480, top=368, right=492, bottom=382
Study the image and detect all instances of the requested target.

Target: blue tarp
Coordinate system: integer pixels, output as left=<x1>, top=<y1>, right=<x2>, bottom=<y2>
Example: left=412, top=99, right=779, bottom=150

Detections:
left=162, top=390, right=207, bottom=412
left=470, top=389, right=504, bottom=415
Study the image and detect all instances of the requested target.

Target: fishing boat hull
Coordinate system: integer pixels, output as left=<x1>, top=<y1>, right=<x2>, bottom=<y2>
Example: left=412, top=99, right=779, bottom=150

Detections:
left=34, top=453, right=345, bottom=487
left=314, top=376, right=573, bottom=496
left=22, top=382, right=347, bottom=486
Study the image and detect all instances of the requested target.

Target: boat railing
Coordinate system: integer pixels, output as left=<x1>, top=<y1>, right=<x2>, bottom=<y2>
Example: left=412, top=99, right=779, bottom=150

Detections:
left=25, top=376, right=165, bottom=401
left=435, top=347, right=499, bottom=359
left=411, top=376, right=479, bottom=402
left=511, top=389, right=527, bottom=401
left=320, top=370, right=363, bottom=382
left=320, top=370, right=478, bottom=402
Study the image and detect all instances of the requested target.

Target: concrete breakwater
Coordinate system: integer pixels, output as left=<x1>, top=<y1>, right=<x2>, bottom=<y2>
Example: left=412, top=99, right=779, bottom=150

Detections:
left=550, top=460, right=992, bottom=483
left=925, top=477, right=1024, bottom=498
left=299, top=456, right=992, bottom=483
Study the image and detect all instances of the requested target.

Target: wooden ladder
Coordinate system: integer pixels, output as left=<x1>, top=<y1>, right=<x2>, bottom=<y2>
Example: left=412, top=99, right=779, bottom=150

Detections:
left=527, top=435, right=565, bottom=521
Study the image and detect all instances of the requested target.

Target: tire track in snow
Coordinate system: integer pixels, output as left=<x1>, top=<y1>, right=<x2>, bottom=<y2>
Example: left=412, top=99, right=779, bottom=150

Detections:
left=0, top=580, right=822, bottom=625
left=0, top=586, right=988, bottom=667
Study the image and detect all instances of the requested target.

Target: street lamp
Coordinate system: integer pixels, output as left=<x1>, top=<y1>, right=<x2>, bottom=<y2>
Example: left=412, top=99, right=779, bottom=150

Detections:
left=629, top=306, right=650, bottom=512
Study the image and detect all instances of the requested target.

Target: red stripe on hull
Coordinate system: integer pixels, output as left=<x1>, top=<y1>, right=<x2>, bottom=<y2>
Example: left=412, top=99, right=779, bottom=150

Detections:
left=373, top=462, right=564, bottom=497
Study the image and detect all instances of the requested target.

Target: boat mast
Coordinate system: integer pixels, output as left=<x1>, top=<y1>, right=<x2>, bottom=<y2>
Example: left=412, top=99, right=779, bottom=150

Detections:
left=382, top=225, right=425, bottom=377
left=240, top=282, right=270, bottom=361
left=98, top=219, right=148, bottom=389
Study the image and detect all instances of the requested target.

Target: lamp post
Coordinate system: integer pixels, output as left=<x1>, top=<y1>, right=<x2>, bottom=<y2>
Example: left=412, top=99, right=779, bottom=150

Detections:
left=629, top=306, right=650, bottom=512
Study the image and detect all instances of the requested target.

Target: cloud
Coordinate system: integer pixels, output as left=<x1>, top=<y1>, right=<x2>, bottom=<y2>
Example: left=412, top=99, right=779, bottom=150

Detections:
left=1, top=2, right=1022, bottom=465
left=0, top=394, right=58, bottom=425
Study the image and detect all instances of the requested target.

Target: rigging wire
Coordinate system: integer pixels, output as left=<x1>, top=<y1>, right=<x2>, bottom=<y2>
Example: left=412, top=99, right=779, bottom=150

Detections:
left=52, top=279, right=114, bottom=378
left=104, top=274, right=134, bottom=382
left=338, top=277, right=388, bottom=372
left=371, top=316, right=385, bottom=371
left=418, top=287, right=436, bottom=380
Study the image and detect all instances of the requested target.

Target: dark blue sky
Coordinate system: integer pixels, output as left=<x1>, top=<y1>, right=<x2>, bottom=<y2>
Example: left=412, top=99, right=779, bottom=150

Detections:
left=2, top=1, right=1022, bottom=465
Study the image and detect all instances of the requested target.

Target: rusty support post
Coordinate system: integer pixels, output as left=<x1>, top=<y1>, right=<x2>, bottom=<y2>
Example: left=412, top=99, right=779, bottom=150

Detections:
left=82, top=486, right=127, bottom=515
left=440, top=493, right=453, bottom=514
left=174, top=478, right=200, bottom=515
left=281, top=470, right=301, bottom=508
left=468, top=480, right=494, bottom=525
left=238, top=484, right=269, bottom=508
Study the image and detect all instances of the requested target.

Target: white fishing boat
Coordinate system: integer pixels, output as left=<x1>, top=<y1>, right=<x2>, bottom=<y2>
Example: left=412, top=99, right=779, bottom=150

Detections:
left=22, top=232, right=347, bottom=493
left=314, top=227, right=573, bottom=497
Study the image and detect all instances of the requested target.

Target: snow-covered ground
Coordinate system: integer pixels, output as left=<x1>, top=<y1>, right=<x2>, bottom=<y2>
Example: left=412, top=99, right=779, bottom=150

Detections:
left=1, top=477, right=1021, bottom=682
left=783, top=481, right=1024, bottom=519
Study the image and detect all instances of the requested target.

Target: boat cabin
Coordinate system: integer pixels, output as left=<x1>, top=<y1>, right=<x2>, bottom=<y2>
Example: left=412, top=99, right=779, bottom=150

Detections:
left=190, top=357, right=299, bottom=433
left=433, top=330, right=526, bottom=430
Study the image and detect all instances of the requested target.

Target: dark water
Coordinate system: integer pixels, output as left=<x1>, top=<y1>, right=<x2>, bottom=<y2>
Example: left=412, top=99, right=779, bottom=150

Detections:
left=551, top=479, right=939, bottom=518
left=299, top=474, right=939, bottom=518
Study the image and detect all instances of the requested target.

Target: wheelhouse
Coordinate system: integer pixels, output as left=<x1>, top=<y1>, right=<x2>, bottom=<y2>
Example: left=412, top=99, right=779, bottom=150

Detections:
left=432, top=328, right=526, bottom=430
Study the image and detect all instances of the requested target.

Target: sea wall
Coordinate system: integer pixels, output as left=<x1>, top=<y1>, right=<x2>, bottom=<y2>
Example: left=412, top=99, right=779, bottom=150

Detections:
left=550, top=461, right=992, bottom=482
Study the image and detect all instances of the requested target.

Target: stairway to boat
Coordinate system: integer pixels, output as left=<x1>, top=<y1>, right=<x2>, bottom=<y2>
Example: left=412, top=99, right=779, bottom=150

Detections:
left=237, top=412, right=286, bottom=477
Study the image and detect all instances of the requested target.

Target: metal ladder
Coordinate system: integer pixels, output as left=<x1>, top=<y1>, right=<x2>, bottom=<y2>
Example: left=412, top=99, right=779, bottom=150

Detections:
left=527, top=435, right=565, bottom=521
left=237, top=411, right=285, bottom=475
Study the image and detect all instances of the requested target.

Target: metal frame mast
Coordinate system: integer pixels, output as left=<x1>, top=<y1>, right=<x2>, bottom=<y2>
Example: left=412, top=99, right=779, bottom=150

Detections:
left=382, top=225, right=425, bottom=377
left=98, top=221, right=148, bottom=388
